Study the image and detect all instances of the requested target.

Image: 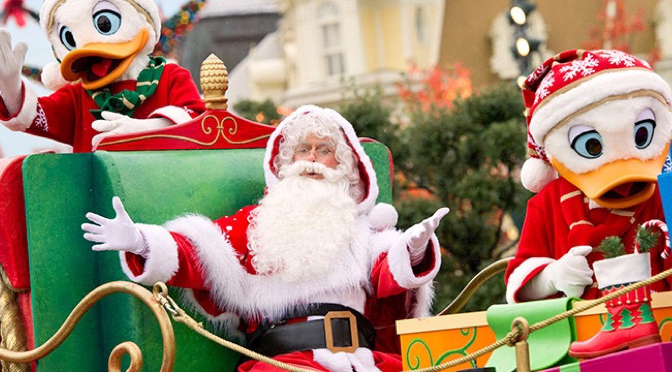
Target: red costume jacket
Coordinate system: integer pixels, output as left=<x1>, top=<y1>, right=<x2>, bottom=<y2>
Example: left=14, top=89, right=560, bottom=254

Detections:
left=121, top=205, right=440, bottom=371
left=0, top=64, right=204, bottom=152
left=505, top=177, right=672, bottom=303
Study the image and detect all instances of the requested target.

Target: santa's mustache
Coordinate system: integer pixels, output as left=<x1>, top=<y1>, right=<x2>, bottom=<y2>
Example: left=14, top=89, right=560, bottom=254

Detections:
left=279, top=160, right=346, bottom=182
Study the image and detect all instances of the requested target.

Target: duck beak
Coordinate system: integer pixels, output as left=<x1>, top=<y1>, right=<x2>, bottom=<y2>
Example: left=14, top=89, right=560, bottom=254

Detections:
left=551, top=142, right=669, bottom=209
left=60, top=28, right=149, bottom=90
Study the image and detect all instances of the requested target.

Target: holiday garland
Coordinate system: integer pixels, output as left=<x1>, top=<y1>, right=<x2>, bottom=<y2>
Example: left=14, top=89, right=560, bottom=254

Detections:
left=153, top=0, right=207, bottom=56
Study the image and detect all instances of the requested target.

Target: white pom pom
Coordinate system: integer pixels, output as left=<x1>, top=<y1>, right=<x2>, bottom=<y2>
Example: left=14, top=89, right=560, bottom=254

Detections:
left=520, top=158, right=558, bottom=193
left=41, top=62, right=69, bottom=91
left=368, top=203, right=398, bottom=231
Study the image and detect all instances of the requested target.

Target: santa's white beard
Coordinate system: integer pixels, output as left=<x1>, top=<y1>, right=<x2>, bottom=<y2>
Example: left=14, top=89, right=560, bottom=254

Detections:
left=248, top=161, right=358, bottom=282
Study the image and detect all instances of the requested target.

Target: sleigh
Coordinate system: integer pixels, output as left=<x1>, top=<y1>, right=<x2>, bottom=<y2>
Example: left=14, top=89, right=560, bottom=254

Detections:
left=0, top=54, right=397, bottom=371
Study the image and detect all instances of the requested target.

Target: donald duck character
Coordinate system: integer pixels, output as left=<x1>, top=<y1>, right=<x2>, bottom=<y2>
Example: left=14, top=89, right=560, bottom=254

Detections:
left=0, top=0, right=205, bottom=152
left=505, top=50, right=672, bottom=357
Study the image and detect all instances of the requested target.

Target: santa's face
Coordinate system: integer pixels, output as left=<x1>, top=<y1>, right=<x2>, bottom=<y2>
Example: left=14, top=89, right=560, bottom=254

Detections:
left=292, top=135, right=339, bottom=179
left=544, top=95, right=672, bottom=209
left=248, top=160, right=358, bottom=282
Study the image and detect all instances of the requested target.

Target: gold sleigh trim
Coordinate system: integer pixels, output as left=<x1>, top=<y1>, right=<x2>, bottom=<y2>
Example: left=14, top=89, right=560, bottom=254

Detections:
left=98, top=115, right=271, bottom=147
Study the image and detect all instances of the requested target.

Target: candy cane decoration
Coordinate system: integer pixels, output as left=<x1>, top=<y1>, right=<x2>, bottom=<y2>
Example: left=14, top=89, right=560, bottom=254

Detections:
left=635, top=219, right=670, bottom=258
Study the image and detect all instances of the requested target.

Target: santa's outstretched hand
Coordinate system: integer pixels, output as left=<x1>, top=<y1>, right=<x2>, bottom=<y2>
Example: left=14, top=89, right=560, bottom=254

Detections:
left=521, top=245, right=594, bottom=300
left=0, top=29, right=26, bottom=116
left=82, top=196, right=147, bottom=256
left=92, top=111, right=172, bottom=146
left=407, top=207, right=450, bottom=265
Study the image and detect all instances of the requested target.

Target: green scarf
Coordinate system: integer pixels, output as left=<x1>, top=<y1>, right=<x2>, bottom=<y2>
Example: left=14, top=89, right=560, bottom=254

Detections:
left=87, top=56, right=166, bottom=120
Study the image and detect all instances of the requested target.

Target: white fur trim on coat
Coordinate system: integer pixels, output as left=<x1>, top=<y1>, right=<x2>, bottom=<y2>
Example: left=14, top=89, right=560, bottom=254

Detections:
left=385, top=230, right=441, bottom=289
left=263, top=105, right=379, bottom=214
left=149, top=105, right=194, bottom=125
left=119, top=223, right=179, bottom=286
left=178, top=289, right=245, bottom=342
left=1, top=83, right=37, bottom=131
left=505, top=256, right=555, bottom=304
left=530, top=69, right=672, bottom=145
left=164, top=214, right=372, bottom=322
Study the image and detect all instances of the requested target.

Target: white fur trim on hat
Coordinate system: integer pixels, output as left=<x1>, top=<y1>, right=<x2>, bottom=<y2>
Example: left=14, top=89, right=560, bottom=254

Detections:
left=530, top=68, right=672, bottom=146
left=41, top=61, right=69, bottom=91
left=520, top=157, right=558, bottom=193
left=368, top=203, right=398, bottom=231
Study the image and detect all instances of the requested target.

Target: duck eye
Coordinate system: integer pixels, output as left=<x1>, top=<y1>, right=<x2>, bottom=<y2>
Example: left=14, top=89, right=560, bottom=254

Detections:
left=59, top=26, right=77, bottom=51
left=634, top=119, right=655, bottom=149
left=571, top=130, right=603, bottom=159
left=93, top=10, right=121, bottom=35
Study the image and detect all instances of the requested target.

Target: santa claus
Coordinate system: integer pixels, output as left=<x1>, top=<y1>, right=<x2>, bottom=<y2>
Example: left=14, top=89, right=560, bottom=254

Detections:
left=82, top=104, right=449, bottom=371
left=0, top=0, right=204, bottom=152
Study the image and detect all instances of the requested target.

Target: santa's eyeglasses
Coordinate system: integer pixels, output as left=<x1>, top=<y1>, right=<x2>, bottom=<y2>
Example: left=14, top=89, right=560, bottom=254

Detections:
left=294, top=145, right=335, bottom=159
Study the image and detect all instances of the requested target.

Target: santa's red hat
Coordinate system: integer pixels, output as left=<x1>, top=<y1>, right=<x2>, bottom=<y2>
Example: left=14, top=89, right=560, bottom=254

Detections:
left=520, top=49, right=672, bottom=192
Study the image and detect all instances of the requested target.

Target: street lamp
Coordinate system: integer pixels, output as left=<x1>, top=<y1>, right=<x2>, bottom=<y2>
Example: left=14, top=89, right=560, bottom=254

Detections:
left=509, top=0, right=539, bottom=84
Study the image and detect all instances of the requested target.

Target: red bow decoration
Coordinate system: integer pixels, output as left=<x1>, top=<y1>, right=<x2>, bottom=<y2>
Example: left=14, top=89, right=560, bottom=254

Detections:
left=2, top=0, right=28, bottom=27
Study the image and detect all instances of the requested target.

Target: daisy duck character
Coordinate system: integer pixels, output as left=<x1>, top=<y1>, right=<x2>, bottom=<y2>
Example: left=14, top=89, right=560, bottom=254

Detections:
left=0, top=0, right=205, bottom=152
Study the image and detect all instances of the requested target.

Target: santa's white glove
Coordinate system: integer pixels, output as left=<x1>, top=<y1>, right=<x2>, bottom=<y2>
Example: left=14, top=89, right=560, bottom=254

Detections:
left=407, top=207, right=450, bottom=265
left=520, top=245, right=594, bottom=300
left=82, top=196, right=147, bottom=256
left=0, top=29, right=27, bottom=117
left=91, top=111, right=172, bottom=146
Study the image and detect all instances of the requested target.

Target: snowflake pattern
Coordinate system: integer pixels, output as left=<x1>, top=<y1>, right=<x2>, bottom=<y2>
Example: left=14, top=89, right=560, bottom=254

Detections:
left=597, top=50, right=636, bottom=67
left=33, top=104, right=48, bottom=132
left=559, top=53, right=600, bottom=81
left=534, top=71, right=555, bottom=105
left=664, top=151, right=672, bottom=173
left=528, top=63, right=550, bottom=86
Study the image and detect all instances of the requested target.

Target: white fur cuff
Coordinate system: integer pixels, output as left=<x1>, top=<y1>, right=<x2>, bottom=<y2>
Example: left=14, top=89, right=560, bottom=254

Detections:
left=119, top=223, right=179, bottom=286
left=149, top=105, right=193, bottom=124
left=505, top=256, right=555, bottom=304
left=2, top=83, right=37, bottom=131
left=386, top=231, right=441, bottom=288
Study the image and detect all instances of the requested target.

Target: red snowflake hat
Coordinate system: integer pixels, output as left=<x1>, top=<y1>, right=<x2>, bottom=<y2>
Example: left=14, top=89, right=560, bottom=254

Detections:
left=520, top=49, right=672, bottom=192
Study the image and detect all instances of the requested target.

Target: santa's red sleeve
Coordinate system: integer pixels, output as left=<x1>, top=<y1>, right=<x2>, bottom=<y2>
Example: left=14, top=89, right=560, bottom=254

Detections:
left=505, top=197, right=555, bottom=304
left=369, top=228, right=441, bottom=316
left=147, top=64, right=206, bottom=124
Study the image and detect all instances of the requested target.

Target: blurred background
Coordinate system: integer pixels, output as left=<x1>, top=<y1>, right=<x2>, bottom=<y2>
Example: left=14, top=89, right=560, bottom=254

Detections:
left=2, top=0, right=669, bottom=312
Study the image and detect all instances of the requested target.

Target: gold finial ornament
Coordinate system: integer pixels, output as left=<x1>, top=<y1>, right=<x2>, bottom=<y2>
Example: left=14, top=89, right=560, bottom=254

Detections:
left=200, top=54, right=229, bottom=110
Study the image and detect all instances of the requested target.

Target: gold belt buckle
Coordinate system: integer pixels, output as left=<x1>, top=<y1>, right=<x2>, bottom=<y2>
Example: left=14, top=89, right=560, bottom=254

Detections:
left=323, top=311, right=359, bottom=353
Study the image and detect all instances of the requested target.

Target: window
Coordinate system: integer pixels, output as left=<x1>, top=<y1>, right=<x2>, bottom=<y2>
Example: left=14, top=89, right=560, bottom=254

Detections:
left=415, top=6, right=428, bottom=44
left=318, top=2, right=345, bottom=76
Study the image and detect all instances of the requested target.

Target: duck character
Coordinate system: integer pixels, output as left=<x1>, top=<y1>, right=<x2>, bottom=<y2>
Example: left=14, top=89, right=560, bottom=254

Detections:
left=505, top=49, right=672, bottom=304
left=0, top=0, right=205, bottom=152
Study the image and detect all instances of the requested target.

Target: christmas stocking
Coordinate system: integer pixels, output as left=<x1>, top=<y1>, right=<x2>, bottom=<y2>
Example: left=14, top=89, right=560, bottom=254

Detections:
left=568, top=252, right=661, bottom=359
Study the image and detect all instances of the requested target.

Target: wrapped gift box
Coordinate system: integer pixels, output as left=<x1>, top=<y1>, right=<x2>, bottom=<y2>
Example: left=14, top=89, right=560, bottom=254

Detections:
left=541, top=342, right=672, bottom=372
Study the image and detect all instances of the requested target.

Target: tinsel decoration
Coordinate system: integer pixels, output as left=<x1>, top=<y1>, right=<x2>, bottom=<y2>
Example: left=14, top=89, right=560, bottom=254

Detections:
left=153, top=0, right=207, bottom=57
left=1, top=0, right=38, bottom=27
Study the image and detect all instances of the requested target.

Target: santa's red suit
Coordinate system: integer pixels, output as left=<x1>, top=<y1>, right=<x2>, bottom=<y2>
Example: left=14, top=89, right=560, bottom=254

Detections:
left=0, top=63, right=204, bottom=153
left=505, top=177, right=672, bottom=303
left=116, top=105, right=441, bottom=371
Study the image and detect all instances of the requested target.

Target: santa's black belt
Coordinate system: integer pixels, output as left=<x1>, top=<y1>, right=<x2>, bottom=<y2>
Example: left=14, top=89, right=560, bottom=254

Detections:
left=247, top=304, right=376, bottom=356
